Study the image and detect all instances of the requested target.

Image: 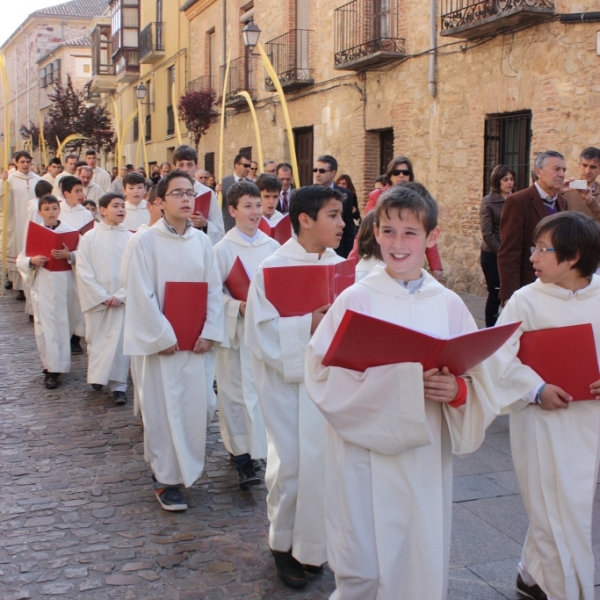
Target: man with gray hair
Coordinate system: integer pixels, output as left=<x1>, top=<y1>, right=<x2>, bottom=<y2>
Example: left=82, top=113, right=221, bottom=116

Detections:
left=263, top=159, right=277, bottom=175
left=195, top=169, right=210, bottom=186
left=498, top=150, right=568, bottom=302
left=562, top=146, right=600, bottom=220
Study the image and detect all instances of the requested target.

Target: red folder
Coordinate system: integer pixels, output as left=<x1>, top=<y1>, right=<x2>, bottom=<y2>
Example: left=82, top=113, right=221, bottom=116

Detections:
left=224, top=256, right=251, bottom=302
left=322, top=309, right=521, bottom=375
left=258, top=214, right=292, bottom=244
left=24, top=221, right=80, bottom=272
left=194, top=191, right=212, bottom=217
left=264, top=259, right=356, bottom=317
left=79, top=220, right=94, bottom=235
left=163, top=282, right=208, bottom=351
left=518, top=324, right=600, bottom=401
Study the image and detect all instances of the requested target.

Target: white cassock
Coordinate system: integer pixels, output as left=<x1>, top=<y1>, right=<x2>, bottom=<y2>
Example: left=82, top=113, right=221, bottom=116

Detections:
left=121, top=218, right=224, bottom=487
left=16, top=222, right=79, bottom=373
left=194, top=181, right=224, bottom=245
left=23, top=200, right=45, bottom=317
left=355, top=256, right=384, bottom=282
left=92, top=167, right=112, bottom=192
left=495, top=277, right=600, bottom=600
left=76, top=222, right=132, bottom=389
left=244, top=238, right=345, bottom=566
left=83, top=182, right=104, bottom=203
left=41, top=173, right=55, bottom=186
left=52, top=171, right=72, bottom=197
left=1, top=170, right=41, bottom=289
left=123, top=201, right=150, bottom=232
left=305, top=267, right=532, bottom=600
left=214, top=228, right=280, bottom=459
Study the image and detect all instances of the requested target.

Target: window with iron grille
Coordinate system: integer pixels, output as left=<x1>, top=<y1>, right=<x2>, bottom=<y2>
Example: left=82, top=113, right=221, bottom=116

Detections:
left=379, top=128, right=394, bottom=176
left=483, top=111, right=531, bottom=195
left=204, top=152, right=215, bottom=175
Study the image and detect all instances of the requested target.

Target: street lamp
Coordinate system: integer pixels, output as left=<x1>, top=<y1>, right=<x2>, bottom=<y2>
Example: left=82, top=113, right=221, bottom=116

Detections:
left=242, top=19, right=261, bottom=52
left=135, top=82, right=153, bottom=108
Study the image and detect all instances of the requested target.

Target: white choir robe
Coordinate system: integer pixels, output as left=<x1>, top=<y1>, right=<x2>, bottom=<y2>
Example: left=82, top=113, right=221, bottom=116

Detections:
left=194, top=181, right=225, bottom=246
left=41, top=173, right=55, bottom=186
left=23, top=200, right=45, bottom=317
left=1, top=171, right=41, bottom=289
left=495, top=277, right=600, bottom=600
left=266, top=209, right=283, bottom=221
left=123, top=200, right=150, bottom=232
left=76, top=222, right=132, bottom=388
left=16, top=222, right=79, bottom=373
left=214, top=228, right=280, bottom=459
left=355, top=256, right=384, bottom=282
left=305, top=267, right=531, bottom=600
left=82, top=182, right=104, bottom=203
left=244, top=238, right=345, bottom=566
left=121, top=218, right=225, bottom=487
left=92, top=167, right=112, bottom=192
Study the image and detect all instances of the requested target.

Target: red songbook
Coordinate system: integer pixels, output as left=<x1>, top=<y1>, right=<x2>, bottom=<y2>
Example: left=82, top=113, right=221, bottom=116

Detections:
left=79, top=220, right=95, bottom=235
left=163, top=282, right=208, bottom=351
left=24, top=221, right=80, bottom=272
left=194, top=191, right=212, bottom=217
left=258, top=214, right=292, bottom=244
left=224, top=256, right=251, bottom=302
left=322, top=309, right=521, bottom=375
left=518, top=324, right=600, bottom=401
left=264, top=259, right=356, bottom=317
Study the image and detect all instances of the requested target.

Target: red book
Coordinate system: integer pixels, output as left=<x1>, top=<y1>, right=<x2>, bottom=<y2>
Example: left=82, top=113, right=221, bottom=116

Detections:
left=194, top=191, right=212, bottom=217
left=518, top=324, right=600, bottom=401
left=224, top=256, right=251, bottom=302
left=322, top=309, right=521, bottom=375
left=163, top=282, right=208, bottom=351
left=79, top=220, right=95, bottom=235
left=25, top=221, right=80, bottom=272
left=258, top=214, right=292, bottom=244
left=264, top=259, right=356, bottom=317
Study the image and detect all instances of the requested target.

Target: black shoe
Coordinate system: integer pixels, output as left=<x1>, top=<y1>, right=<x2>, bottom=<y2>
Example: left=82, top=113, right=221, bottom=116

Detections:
left=91, top=383, right=103, bottom=391
left=155, top=486, right=188, bottom=511
left=15, top=290, right=25, bottom=301
left=516, top=574, right=547, bottom=600
left=70, top=335, right=83, bottom=355
left=302, top=564, right=324, bottom=575
left=113, top=391, right=127, bottom=405
left=229, top=453, right=262, bottom=471
left=271, top=549, right=307, bottom=589
left=239, top=462, right=261, bottom=489
left=28, top=315, right=34, bottom=323
left=44, top=372, right=60, bottom=390
left=4, top=280, right=12, bottom=290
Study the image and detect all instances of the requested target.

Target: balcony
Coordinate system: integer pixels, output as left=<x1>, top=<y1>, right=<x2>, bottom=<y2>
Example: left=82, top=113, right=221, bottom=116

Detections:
left=441, top=0, right=555, bottom=39
left=140, top=22, right=165, bottom=64
left=219, top=56, right=258, bottom=106
left=334, top=0, right=405, bottom=71
left=264, top=29, right=314, bottom=92
left=114, top=50, right=139, bottom=83
left=90, top=24, right=115, bottom=94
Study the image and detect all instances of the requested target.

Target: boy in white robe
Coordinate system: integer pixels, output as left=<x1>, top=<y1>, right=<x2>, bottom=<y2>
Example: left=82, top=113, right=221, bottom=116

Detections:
left=305, top=183, right=533, bottom=600
left=173, top=145, right=225, bottom=245
left=1, top=150, right=41, bottom=295
left=121, top=170, right=224, bottom=512
left=495, top=211, right=600, bottom=600
left=122, top=172, right=149, bottom=232
left=214, top=181, right=280, bottom=489
left=76, top=193, right=133, bottom=405
left=16, top=195, right=78, bottom=389
left=257, top=173, right=284, bottom=223
left=245, top=185, right=346, bottom=589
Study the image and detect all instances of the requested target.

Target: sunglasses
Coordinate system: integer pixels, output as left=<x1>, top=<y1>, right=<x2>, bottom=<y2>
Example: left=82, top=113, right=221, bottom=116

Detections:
left=313, top=168, right=331, bottom=174
left=392, top=169, right=411, bottom=177
left=240, top=163, right=252, bottom=168
left=250, top=167, right=258, bottom=171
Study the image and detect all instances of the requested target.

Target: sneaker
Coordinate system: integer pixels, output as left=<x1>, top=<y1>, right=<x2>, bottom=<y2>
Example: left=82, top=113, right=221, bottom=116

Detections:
left=516, top=574, right=547, bottom=600
left=44, top=373, right=59, bottom=390
left=91, top=384, right=104, bottom=391
left=229, top=453, right=262, bottom=471
left=238, top=462, right=261, bottom=489
left=70, top=335, right=83, bottom=355
left=113, top=391, right=127, bottom=405
left=271, top=549, right=307, bottom=589
left=155, top=486, right=188, bottom=511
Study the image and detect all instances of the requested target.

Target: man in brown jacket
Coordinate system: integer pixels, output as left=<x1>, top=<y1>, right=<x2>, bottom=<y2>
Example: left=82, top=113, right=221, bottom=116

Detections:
left=562, top=146, right=600, bottom=220
left=498, top=150, right=568, bottom=303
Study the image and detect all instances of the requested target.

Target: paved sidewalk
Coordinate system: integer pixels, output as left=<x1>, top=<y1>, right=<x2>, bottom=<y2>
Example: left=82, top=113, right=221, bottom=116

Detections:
left=0, top=290, right=598, bottom=599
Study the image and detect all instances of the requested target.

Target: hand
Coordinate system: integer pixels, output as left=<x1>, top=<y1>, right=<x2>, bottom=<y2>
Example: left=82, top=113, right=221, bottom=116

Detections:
left=561, top=177, right=575, bottom=193
left=311, top=304, right=330, bottom=334
left=103, top=296, right=123, bottom=307
left=193, top=337, right=214, bottom=354
left=578, top=187, right=593, bottom=205
left=432, top=269, right=443, bottom=282
left=239, top=301, right=246, bottom=317
left=50, top=243, right=71, bottom=260
left=590, top=378, right=600, bottom=399
left=190, top=212, right=208, bottom=229
left=158, top=343, right=178, bottom=356
left=1, top=170, right=8, bottom=181
left=539, top=383, right=571, bottom=410
left=423, top=366, right=459, bottom=403
left=30, top=255, right=49, bottom=267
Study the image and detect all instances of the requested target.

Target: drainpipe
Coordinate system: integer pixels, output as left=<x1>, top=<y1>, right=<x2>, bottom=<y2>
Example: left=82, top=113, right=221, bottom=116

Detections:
left=559, top=12, right=600, bottom=23
left=428, top=0, right=437, bottom=98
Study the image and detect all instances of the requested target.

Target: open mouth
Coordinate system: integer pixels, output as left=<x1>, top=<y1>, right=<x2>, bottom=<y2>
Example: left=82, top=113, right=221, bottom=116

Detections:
left=391, top=253, right=409, bottom=260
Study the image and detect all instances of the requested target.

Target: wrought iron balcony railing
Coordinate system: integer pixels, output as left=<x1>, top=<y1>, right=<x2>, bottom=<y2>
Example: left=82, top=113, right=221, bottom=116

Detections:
left=441, top=0, right=555, bottom=38
left=188, top=76, right=217, bottom=95
left=219, top=56, right=258, bottom=105
left=334, top=0, right=405, bottom=70
left=264, top=29, right=314, bottom=91
left=140, top=22, right=165, bottom=63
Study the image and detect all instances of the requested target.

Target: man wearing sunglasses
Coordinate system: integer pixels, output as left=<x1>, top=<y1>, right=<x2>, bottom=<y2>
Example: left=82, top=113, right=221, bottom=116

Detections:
left=221, top=154, right=252, bottom=231
left=313, top=155, right=356, bottom=257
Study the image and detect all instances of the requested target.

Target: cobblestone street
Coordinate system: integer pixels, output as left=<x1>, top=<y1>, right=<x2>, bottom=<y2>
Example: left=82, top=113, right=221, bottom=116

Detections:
left=2, top=289, right=600, bottom=600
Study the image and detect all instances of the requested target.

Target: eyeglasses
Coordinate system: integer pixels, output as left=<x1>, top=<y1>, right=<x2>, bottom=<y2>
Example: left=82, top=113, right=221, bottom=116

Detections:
left=165, top=189, right=196, bottom=199
left=313, top=168, right=331, bottom=174
left=250, top=167, right=258, bottom=171
left=239, top=163, right=252, bottom=169
left=392, top=169, right=411, bottom=177
left=530, top=246, right=556, bottom=256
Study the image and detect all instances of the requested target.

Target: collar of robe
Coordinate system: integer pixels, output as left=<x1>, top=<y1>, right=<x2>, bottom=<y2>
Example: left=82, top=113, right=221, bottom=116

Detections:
left=96, top=221, right=129, bottom=231
left=153, top=217, right=195, bottom=239
left=225, top=227, right=272, bottom=248
left=530, top=274, right=600, bottom=300
left=359, top=266, right=443, bottom=300
left=274, top=237, right=338, bottom=263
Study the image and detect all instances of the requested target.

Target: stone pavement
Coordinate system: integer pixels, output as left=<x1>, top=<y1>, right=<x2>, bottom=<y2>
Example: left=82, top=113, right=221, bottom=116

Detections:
left=0, top=289, right=599, bottom=600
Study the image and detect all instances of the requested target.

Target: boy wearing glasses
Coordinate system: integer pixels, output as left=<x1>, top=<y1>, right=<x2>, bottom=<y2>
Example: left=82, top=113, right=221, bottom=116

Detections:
left=121, top=170, right=224, bottom=511
left=496, top=211, right=600, bottom=600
